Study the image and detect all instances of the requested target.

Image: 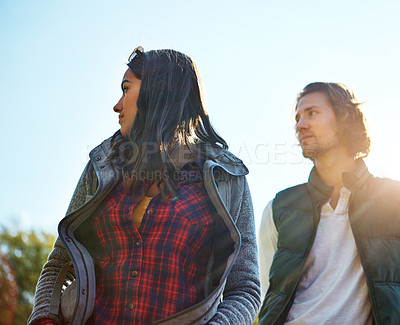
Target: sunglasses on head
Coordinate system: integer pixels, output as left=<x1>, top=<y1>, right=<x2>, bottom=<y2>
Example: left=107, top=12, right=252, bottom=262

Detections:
left=128, top=46, right=144, bottom=62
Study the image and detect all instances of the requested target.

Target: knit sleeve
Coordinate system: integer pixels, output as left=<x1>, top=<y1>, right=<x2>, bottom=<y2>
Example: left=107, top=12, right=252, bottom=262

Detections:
left=208, top=177, right=261, bottom=324
left=28, top=161, right=96, bottom=325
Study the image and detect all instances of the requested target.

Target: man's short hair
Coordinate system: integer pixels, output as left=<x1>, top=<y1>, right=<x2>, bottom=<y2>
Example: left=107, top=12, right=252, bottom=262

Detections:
left=296, top=82, right=370, bottom=158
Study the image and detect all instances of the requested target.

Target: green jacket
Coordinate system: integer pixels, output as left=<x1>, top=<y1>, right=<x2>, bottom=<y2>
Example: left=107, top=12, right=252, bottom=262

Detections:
left=259, top=160, right=400, bottom=325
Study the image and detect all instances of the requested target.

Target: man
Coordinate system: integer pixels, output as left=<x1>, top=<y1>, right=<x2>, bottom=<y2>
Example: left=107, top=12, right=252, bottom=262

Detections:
left=258, top=82, right=400, bottom=324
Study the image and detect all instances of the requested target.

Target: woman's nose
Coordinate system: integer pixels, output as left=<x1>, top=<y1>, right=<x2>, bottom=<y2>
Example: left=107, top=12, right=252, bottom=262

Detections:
left=113, top=97, right=122, bottom=113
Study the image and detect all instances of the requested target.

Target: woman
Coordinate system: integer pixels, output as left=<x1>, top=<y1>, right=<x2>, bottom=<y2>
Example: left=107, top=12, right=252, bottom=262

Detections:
left=28, top=47, right=260, bottom=325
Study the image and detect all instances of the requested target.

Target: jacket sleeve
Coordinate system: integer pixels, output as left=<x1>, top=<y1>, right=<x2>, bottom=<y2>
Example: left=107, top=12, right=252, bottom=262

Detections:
left=208, top=177, right=261, bottom=324
left=28, top=161, right=97, bottom=325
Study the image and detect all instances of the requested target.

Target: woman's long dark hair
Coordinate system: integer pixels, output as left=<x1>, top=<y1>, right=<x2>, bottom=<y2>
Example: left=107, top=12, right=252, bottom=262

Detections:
left=108, top=49, right=227, bottom=196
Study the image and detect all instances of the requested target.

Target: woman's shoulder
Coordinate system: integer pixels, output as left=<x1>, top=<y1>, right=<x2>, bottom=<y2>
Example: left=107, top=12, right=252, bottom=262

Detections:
left=90, top=134, right=116, bottom=158
left=198, top=143, right=248, bottom=176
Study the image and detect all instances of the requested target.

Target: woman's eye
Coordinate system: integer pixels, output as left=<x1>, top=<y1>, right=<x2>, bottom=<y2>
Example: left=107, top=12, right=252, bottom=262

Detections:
left=122, top=87, right=128, bottom=94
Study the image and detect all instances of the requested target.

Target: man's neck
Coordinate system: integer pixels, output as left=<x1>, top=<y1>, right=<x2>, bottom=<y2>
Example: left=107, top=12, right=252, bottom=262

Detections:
left=313, top=150, right=357, bottom=209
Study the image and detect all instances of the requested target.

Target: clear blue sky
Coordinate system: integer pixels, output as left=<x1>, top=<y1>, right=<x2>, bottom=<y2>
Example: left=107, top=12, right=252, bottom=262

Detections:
left=1, top=0, right=400, bottom=235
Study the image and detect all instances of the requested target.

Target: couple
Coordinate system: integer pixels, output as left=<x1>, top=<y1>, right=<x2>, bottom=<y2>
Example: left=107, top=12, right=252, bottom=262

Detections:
left=29, top=47, right=400, bottom=325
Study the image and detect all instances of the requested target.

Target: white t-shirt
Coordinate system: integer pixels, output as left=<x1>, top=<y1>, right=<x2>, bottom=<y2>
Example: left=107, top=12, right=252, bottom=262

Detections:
left=258, top=187, right=373, bottom=324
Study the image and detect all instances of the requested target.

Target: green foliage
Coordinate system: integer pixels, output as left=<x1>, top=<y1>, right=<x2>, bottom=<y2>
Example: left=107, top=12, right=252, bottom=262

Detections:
left=0, top=251, right=18, bottom=325
left=0, top=226, right=55, bottom=325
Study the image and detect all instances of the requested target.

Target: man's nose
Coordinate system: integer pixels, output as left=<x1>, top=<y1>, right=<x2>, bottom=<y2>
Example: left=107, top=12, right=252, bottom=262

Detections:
left=296, top=117, right=309, bottom=132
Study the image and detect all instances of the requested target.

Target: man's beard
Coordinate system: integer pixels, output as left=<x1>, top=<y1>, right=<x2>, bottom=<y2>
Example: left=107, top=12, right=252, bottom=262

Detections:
left=301, top=133, right=342, bottom=159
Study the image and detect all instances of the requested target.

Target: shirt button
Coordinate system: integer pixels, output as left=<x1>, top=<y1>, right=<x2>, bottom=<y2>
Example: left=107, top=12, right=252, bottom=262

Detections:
left=128, top=303, right=134, bottom=309
left=135, top=241, right=141, bottom=247
left=132, top=270, right=138, bottom=277
left=147, top=209, right=153, bottom=215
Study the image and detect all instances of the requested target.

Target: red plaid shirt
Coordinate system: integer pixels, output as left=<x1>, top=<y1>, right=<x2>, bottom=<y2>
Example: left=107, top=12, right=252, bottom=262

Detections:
left=88, top=159, right=215, bottom=324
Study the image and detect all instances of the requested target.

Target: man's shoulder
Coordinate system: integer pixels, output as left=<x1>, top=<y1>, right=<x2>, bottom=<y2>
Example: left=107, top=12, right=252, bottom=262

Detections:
left=370, top=175, right=400, bottom=188
left=273, top=182, right=310, bottom=210
left=367, top=175, right=400, bottom=200
left=275, top=182, right=309, bottom=199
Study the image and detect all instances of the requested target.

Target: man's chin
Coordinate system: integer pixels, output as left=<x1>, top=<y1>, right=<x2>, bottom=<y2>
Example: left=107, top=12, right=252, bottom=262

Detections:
left=301, top=146, right=317, bottom=159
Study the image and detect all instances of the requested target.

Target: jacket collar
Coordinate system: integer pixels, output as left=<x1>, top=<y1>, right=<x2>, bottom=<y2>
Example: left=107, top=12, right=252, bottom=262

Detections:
left=307, top=167, right=334, bottom=204
left=307, top=159, right=370, bottom=203
left=90, top=136, right=113, bottom=159
left=342, top=159, right=370, bottom=192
